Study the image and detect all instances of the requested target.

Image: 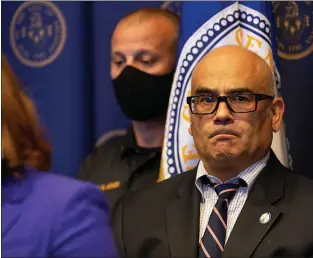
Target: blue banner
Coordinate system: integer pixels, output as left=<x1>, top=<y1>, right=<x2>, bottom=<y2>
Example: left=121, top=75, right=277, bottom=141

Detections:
left=1, top=1, right=167, bottom=176
left=2, top=1, right=93, bottom=176
left=272, top=1, right=313, bottom=178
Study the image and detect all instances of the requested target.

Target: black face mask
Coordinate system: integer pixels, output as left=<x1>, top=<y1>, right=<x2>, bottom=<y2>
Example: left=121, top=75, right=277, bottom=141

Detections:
left=112, top=66, right=174, bottom=121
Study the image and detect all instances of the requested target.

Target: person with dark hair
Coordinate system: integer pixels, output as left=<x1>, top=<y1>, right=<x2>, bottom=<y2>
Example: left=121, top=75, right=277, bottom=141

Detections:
left=1, top=55, right=117, bottom=257
left=79, top=8, right=179, bottom=211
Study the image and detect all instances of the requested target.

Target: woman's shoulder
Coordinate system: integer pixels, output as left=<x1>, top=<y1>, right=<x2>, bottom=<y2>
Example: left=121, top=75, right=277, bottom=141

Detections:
left=30, top=169, right=93, bottom=187
left=26, top=168, right=103, bottom=204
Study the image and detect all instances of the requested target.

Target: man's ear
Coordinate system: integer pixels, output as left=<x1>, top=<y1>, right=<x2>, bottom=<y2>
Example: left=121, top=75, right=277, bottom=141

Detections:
left=271, top=97, right=285, bottom=132
left=188, top=126, right=193, bottom=136
left=188, top=110, right=193, bottom=136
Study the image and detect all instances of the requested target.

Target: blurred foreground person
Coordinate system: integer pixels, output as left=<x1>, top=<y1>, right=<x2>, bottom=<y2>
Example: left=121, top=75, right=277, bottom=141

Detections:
left=1, top=55, right=117, bottom=257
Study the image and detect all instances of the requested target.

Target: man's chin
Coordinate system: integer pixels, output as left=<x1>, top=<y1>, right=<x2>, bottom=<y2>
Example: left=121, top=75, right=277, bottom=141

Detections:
left=213, top=151, right=238, bottom=161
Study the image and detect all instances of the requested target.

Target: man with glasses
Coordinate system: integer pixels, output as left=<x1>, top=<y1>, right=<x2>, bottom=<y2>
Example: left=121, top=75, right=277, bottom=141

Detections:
left=114, top=45, right=313, bottom=258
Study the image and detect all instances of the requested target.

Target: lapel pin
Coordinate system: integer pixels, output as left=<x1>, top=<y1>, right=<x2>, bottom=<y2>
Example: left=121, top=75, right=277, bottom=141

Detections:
left=259, top=212, right=271, bottom=224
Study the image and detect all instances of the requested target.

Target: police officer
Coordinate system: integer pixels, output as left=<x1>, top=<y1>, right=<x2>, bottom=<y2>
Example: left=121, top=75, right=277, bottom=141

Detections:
left=78, top=8, right=179, bottom=211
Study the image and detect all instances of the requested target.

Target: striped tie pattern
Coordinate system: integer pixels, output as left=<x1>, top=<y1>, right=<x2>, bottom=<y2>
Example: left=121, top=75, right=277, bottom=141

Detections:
left=199, top=178, right=247, bottom=258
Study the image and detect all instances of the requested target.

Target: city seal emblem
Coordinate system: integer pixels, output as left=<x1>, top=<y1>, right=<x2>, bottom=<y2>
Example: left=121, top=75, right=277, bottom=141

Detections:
left=10, top=1, right=67, bottom=67
left=273, top=1, right=313, bottom=60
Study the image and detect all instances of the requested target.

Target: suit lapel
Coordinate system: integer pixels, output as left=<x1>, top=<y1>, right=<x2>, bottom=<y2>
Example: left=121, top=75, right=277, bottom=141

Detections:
left=165, top=169, right=200, bottom=258
left=223, top=153, right=286, bottom=258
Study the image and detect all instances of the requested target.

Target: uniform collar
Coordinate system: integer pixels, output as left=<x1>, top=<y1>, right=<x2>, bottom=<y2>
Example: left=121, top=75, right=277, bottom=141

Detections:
left=121, top=126, right=162, bottom=158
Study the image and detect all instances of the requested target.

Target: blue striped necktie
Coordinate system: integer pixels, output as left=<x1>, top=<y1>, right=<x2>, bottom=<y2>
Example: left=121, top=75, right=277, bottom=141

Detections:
left=199, top=178, right=246, bottom=258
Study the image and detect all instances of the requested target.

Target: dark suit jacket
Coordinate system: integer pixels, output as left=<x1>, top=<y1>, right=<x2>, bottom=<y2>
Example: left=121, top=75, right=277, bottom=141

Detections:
left=114, top=153, right=313, bottom=258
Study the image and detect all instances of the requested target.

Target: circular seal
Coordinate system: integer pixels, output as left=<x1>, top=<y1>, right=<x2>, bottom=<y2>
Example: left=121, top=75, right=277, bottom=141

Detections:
left=273, top=1, right=313, bottom=60
left=10, top=1, right=67, bottom=67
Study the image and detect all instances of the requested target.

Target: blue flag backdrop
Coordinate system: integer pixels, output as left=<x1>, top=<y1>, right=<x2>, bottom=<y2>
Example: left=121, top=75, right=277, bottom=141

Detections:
left=1, top=1, right=166, bottom=176
left=2, top=1, right=94, bottom=176
left=272, top=1, right=313, bottom=178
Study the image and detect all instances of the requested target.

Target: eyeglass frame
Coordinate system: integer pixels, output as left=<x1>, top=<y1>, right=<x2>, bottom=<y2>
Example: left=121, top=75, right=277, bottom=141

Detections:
left=186, top=93, right=275, bottom=115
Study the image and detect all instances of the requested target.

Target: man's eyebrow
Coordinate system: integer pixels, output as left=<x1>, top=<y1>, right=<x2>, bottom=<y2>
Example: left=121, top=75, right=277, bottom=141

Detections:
left=134, top=49, right=156, bottom=57
left=194, top=86, right=218, bottom=95
left=193, top=86, right=256, bottom=96
left=111, top=51, right=125, bottom=59
left=226, top=87, right=255, bottom=94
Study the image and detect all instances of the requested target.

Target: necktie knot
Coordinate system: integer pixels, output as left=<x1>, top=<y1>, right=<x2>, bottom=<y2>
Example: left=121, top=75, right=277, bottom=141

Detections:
left=214, top=183, right=238, bottom=201
left=202, top=177, right=247, bottom=202
left=214, top=178, right=246, bottom=201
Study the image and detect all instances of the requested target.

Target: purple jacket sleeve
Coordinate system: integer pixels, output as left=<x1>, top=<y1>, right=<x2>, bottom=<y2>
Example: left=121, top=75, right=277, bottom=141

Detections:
left=51, top=183, right=117, bottom=257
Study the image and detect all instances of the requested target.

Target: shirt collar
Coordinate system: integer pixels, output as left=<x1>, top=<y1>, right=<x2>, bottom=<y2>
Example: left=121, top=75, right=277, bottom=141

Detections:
left=195, top=151, right=270, bottom=198
left=121, top=126, right=162, bottom=158
left=121, top=126, right=137, bottom=157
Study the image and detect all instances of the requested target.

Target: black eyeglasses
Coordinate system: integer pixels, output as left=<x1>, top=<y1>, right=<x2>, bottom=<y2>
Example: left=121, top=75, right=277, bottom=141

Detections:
left=186, top=93, right=274, bottom=115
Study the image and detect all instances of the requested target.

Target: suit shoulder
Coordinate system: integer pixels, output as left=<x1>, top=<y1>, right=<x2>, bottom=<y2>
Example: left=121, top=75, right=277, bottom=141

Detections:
left=285, top=170, right=313, bottom=194
left=279, top=169, right=313, bottom=215
left=125, top=169, right=197, bottom=204
left=157, top=168, right=197, bottom=190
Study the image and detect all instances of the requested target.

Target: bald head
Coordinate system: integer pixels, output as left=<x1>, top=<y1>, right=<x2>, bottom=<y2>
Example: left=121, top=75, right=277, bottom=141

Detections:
left=111, top=8, right=179, bottom=78
left=192, top=45, right=275, bottom=96
left=113, top=8, right=179, bottom=52
left=118, top=7, right=179, bottom=27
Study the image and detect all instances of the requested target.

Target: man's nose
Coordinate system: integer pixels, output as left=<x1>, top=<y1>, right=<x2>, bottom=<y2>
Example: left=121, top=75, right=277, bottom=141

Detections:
left=212, top=101, right=234, bottom=125
left=125, top=58, right=135, bottom=67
